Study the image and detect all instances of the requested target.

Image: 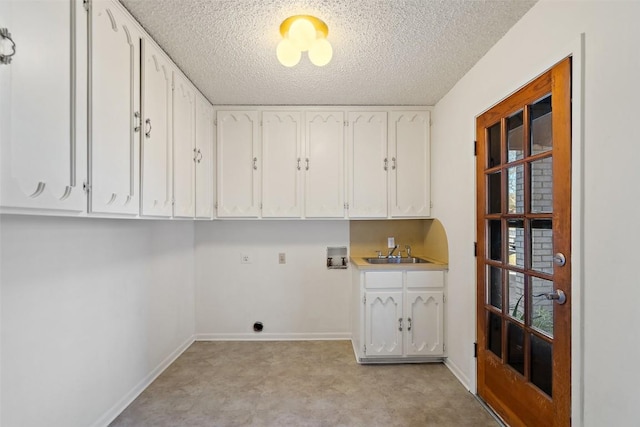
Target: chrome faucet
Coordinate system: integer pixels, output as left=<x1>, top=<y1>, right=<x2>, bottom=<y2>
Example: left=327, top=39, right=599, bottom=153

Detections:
left=405, top=245, right=412, bottom=257
left=387, top=245, right=399, bottom=258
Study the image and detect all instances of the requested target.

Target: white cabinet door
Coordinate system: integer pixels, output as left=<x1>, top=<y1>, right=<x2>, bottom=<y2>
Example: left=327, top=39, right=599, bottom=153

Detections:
left=365, top=291, right=404, bottom=357
left=172, top=71, right=196, bottom=218
left=195, top=93, right=214, bottom=219
left=405, top=290, right=444, bottom=356
left=216, top=111, right=260, bottom=217
left=347, top=111, right=388, bottom=218
left=0, top=0, right=86, bottom=213
left=304, top=112, right=345, bottom=218
left=141, top=39, right=173, bottom=217
left=262, top=111, right=302, bottom=218
left=89, top=0, right=140, bottom=215
left=389, top=111, right=430, bottom=217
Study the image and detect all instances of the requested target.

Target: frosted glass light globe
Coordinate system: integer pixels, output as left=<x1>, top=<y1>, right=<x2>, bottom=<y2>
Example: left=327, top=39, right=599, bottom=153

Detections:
left=308, top=38, right=333, bottom=66
left=288, top=18, right=316, bottom=51
left=277, top=39, right=301, bottom=67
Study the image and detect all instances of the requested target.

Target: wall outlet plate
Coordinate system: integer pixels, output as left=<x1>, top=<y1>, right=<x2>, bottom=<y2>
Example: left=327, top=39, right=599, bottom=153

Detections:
left=387, top=237, right=395, bottom=248
left=278, top=253, right=286, bottom=264
left=241, top=253, right=252, bottom=264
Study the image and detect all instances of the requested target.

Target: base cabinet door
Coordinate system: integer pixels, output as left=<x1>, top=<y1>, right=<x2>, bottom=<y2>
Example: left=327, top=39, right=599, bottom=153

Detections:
left=216, top=111, right=260, bottom=217
left=304, top=112, right=345, bottom=218
left=89, top=0, right=140, bottom=215
left=195, top=93, right=214, bottom=219
left=0, top=0, right=86, bottom=214
left=141, top=39, right=173, bottom=217
left=406, top=290, right=444, bottom=356
left=364, top=291, right=404, bottom=357
left=172, top=71, right=196, bottom=218
left=389, top=111, right=430, bottom=217
left=262, top=111, right=302, bottom=218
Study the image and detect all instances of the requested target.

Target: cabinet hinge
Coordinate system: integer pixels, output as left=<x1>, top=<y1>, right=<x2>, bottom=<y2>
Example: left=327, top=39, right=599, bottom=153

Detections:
left=443, top=294, right=446, bottom=303
left=83, top=0, right=90, bottom=12
left=363, top=344, right=366, bottom=353
left=363, top=295, right=366, bottom=304
left=344, top=121, right=348, bottom=127
left=214, top=202, right=218, bottom=209
left=430, top=201, right=433, bottom=209
left=443, top=343, right=446, bottom=352
left=473, top=342, right=478, bottom=358
left=213, top=119, right=217, bottom=126
left=474, top=140, right=478, bottom=156
left=82, top=181, right=91, bottom=193
left=474, top=242, right=477, bottom=257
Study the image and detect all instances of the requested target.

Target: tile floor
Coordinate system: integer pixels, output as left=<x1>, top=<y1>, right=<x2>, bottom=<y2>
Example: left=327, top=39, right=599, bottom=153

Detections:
left=110, top=340, right=498, bottom=427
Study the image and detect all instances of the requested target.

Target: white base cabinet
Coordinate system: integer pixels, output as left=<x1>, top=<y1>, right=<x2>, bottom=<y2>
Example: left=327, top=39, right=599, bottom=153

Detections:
left=352, top=268, right=445, bottom=363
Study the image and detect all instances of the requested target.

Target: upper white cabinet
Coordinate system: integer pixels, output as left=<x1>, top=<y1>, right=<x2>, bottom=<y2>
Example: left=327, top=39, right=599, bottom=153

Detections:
left=216, top=111, right=261, bottom=217
left=262, top=111, right=303, bottom=218
left=172, top=71, right=196, bottom=218
left=389, top=111, right=431, bottom=217
left=140, top=39, right=173, bottom=217
left=347, top=111, right=388, bottom=218
left=304, top=112, right=345, bottom=218
left=0, top=0, right=87, bottom=214
left=89, top=0, right=141, bottom=215
left=195, top=93, right=215, bottom=219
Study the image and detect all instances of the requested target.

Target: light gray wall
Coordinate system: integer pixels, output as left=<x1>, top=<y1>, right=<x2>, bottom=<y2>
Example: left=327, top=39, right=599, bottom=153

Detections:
left=432, top=0, right=640, bottom=425
left=194, top=220, right=351, bottom=340
left=0, top=215, right=195, bottom=427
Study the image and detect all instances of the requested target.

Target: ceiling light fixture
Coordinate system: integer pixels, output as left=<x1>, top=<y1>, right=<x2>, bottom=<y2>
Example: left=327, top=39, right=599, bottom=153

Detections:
left=277, top=15, right=333, bottom=67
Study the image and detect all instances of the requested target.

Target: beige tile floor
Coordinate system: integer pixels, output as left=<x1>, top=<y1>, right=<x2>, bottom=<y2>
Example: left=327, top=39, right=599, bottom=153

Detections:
left=110, top=341, right=499, bottom=427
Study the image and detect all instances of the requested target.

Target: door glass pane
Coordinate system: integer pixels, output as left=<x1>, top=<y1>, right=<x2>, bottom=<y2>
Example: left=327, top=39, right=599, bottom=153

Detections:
left=530, top=334, right=553, bottom=397
left=508, top=271, right=525, bottom=322
left=488, top=220, right=502, bottom=261
left=531, top=277, right=554, bottom=336
left=508, top=165, right=524, bottom=214
left=507, top=322, right=525, bottom=375
left=530, top=95, right=552, bottom=155
left=487, top=172, right=502, bottom=214
left=487, top=266, right=502, bottom=309
left=507, top=219, right=524, bottom=268
left=507, top=110, right=524, bottom=162
left=487, top=122, right=501, bottom=168
left=531, top=219, right=553, bottom=274
left=531, top=157, right=553, bottom=213
left=488, top=311, right=502, bottom=358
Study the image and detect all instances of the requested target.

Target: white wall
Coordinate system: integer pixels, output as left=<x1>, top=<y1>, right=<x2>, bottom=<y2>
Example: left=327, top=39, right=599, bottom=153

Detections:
left=195, top=220, right=351, bottom=340
left=432, top=1, right=640, bottom=425
left=0, top=215, right=195, bottom=427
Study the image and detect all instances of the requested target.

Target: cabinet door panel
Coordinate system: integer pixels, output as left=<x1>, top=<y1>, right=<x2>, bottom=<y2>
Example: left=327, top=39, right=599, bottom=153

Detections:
left=90, top=0, right=140, bottom=215
left=216, top=111, right=260, bottom=217
left=365, top=291, right=403, bottom=357
left=195, top=94, right=214, bottom=219
left=389, top=111, right=430, bottom=217
left=0, top=0, right=86, bottom=213
left=141, top=40, right=173, bottom=217
left=262, top=111, right=302, bottom=218
left=304, top=112, right=345, bottom=218
left=172, top=71, right=196, bottom=218
left=406, top=290, right=444, bottom=356
left=347, top=111, right=388, bottom=218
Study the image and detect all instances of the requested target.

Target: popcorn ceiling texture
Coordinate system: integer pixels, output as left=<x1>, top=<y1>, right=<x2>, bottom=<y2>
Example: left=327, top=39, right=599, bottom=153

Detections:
left=119, top=0, right=536, bottom=106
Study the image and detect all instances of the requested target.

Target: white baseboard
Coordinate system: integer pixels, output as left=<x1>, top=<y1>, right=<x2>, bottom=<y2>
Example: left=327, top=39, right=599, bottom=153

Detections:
left=444, top=358, right=471, bottom=391
left=195, top=332, right=351, bottom=341
left=92, top=335, right=196, bottom=427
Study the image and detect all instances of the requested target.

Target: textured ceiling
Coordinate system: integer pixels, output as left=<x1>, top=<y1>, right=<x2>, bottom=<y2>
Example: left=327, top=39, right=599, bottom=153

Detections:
left=119, top=0, right=536, bottom=106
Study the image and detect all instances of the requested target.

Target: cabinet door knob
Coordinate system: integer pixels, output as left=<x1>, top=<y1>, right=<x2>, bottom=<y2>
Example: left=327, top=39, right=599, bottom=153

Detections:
left=392, top=157, right=397, bottom=170
left=305, top=158, right=310, bottom=171
left=144, top=118, right=152, bottom=138
left=134, top=112, right=141, bottom=132
left=384, top=158, right=388, bottom=171
left=398, top=318, right=403, bottom=331
left=407, top=317, right=412, bottom=331
left=297, top=158, right=301, bottom=170
left=253, top=157, right=258, bottom=170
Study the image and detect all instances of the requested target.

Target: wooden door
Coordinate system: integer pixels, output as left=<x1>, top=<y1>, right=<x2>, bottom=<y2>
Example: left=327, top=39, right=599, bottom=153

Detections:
left=172, top=71, right=196, bottom=218
left=194, top=93, right=214, bottom=219
left=304, top=112, right=345, bottom=218
left=0, top=0, right=86, bottom=213
left=476, top=58, right=572, bottom=426
left=364, top=291, right=404, bottom=357
left=262, top=111, right=302, bottom=218
left=141, top=39, right=173, bottom=217
left=347, top=111, right=388, bottom=218
left=216, top=111, right=260, bottom=217
left=89, top=0, right=140, bottom=215
left=389, top=111, right=430, bottom=218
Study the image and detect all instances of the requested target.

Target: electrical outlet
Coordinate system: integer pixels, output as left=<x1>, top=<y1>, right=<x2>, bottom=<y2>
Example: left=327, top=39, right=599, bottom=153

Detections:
left=278, top=253, right=286, bottom=264
left=241, top=253, right=252, bottom=264
left=387, top=237, right=395, bottom=248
